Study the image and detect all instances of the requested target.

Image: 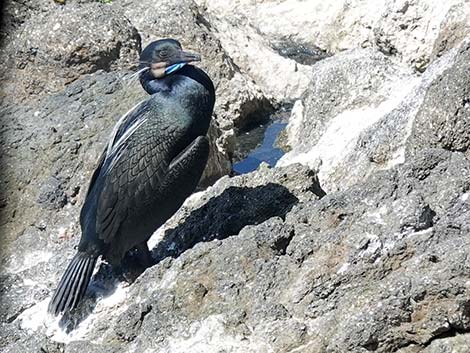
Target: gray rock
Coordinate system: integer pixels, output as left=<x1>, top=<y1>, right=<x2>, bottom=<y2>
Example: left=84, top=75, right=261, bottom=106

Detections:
left=3, top=334, right=64, bottom=353
left=282, top=49, right=412, bottom=155
left=196, top=0, right=470, bottom=72
left=151, top=164, right=324, bottom=262
left=279, top=38, right=469, bottom=193
left=191, top=1, right=315, bottom=101
left=398, top=332, right=470, bottom=353
left=37, top=176, right=68, bottom=210
left=2, top=2, right=140, bottom=96
left=408, top=41, right=470, bottom=154
left=431, top=2, right=470, bottom=62
left=5, top=145, right=470, bottom=353
left=0, top=71, right=143, bottom=250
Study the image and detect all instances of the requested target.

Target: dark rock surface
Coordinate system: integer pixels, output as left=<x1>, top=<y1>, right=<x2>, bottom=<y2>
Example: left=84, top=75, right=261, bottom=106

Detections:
left=409, top=41, right=470, bottom=154
left=272, top=41, right=331, bottom=66
left=4, top=148, right=470, bottom=352
left=1, top=2, right=141, bottom=96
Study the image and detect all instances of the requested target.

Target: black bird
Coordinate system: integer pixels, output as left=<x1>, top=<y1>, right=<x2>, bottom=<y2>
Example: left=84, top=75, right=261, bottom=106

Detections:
left=48, top=39, right=215, bottom=315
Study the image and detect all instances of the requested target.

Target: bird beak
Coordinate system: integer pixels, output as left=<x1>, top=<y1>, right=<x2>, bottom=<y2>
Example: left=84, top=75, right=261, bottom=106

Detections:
left=175, top=50, right=201, bottom=64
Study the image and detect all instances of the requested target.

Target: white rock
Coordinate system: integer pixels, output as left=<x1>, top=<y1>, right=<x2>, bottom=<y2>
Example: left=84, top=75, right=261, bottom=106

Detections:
left=278, top=46, right=461, bottom=192
left=196, top=0, right=469, bottom=72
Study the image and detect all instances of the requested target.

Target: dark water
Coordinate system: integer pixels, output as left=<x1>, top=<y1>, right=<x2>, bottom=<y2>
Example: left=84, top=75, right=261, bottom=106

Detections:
left=232, top=108, right=289, bottom=175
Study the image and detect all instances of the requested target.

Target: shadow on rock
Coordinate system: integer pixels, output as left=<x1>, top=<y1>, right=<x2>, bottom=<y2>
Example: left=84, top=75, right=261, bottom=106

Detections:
left=152, top=182, right=299, bottom=262
left=57, top=182, right=298, bottom=331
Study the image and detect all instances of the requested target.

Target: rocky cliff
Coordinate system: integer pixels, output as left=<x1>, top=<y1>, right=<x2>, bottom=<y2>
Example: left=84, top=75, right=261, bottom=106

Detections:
left=1, top=1, right=470, bottom=352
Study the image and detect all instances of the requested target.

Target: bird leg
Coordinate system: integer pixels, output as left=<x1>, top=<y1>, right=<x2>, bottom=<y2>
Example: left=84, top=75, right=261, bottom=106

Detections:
left=134, top=241, right=155, bottom=268
left=118, top=241, right=154, bottom=283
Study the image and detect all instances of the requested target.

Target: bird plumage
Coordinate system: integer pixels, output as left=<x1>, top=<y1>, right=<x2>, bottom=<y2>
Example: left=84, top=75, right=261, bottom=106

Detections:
left=49, top=39, right=215, bottom=315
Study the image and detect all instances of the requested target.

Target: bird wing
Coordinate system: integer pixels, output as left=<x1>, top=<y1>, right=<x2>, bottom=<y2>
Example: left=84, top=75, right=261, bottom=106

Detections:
left=93, top=101, right=185, bottom=244
left=82, top=99, right=149, bottom=200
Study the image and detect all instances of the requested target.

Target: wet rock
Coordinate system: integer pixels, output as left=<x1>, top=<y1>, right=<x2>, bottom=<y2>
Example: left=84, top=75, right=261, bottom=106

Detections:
left=272, top=41, right=331, bottom=65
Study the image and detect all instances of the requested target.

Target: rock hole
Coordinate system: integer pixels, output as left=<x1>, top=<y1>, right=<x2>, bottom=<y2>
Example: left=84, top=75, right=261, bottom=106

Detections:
left=271, top=40, right=331, bottom=65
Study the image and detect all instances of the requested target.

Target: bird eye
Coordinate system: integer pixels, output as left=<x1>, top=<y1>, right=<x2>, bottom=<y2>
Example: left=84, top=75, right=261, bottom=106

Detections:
left=159, top=50, right=169, bottom=58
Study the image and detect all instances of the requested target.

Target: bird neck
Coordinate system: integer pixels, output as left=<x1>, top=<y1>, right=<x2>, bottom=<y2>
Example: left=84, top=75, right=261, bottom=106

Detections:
left=140, top=74, right=172, bottom=95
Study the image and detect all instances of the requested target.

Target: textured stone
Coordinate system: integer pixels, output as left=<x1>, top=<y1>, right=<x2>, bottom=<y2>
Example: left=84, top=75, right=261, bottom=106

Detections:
left=279, top=38, right=469, bottom=193
left=409, top=41, right=470, bottom=154
left=2, top=2, right=140, bottom=96
left=196, top=0, right=470, bottom=72
left=6, top=148, right=470, bottom=353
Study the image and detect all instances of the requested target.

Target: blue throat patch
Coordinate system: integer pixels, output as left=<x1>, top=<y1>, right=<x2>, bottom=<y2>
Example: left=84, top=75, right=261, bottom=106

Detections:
left=165, top=63, right=187, bottom=75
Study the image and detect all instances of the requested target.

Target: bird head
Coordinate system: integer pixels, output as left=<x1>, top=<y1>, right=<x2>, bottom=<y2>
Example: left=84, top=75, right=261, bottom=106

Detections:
left=138, top=39, right=201, bottom=78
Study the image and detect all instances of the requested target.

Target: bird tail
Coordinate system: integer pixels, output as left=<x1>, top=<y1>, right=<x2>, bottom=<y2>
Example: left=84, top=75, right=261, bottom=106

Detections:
left=48, top=252, right=98, bottom=316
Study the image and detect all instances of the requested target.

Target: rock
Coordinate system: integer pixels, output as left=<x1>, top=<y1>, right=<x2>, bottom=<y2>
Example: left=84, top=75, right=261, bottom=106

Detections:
left=37, top=176, right=68, bottom=210
left=273, top=41, right=332, bottom=65
left=193, top=0, right=315, bottom=101
left=281, top=48, right=413, bottom=157
left=1, top=0, right=56, bottom=39
left=279, top=38, right=469, bottom=192
left=1, top=2, right=140, bottom=96
left=399, top=333, right=470, bottom=353
left=0, top=71, right=143, bottom=250
left=196, top=0, right=470, bottom=72
left=408, top=40, right=470, bottom=154
left=431, top=2, right=470, bottom=61
left=150, top=164, right=324, bottom=261
left=5, top=148, right=470, bottom=352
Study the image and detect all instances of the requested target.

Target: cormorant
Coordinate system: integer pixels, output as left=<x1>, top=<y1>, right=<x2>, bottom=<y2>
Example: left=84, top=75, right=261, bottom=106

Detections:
left=48, top=39, right=215, bottom=315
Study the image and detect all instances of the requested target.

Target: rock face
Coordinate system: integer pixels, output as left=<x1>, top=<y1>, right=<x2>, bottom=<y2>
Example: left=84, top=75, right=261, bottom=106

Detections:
left=1, top=0, right=470, bottom=353
left=5, top=151, right=470, bottom=352
left=408, top=40, right=470, bottom=154
left=196, top=0, right=470, bottom=73
left=2, top=2, right=141, bottom=96
left=279, top=39, right=470, bottom=193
